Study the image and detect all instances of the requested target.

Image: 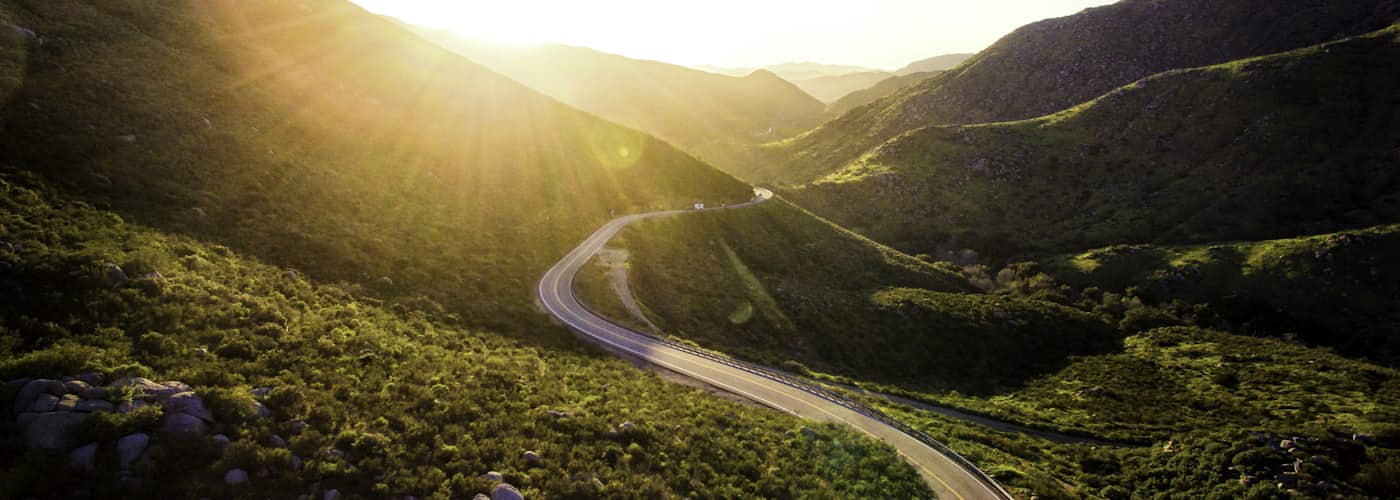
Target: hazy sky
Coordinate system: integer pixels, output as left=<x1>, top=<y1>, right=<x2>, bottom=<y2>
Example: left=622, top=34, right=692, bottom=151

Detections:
left=351, top=1, right=1117, bottom=70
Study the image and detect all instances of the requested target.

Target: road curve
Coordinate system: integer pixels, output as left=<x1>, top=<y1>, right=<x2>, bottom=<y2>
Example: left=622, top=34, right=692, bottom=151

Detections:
left=538, top=188, right=1012, bottom=500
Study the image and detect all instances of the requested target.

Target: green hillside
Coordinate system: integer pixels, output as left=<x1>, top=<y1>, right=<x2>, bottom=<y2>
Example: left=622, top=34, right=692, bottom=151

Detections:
left=0, top=0, right=934, bottom=497
left=752, top=0, right=1400, bottom=185
left=828, top=71, right=939, bottom=116
left=415, top=31, right=828, bottom=177
left=791, top=24, right=1400, bottom=263
left=0, top=171, right=928, bottom=498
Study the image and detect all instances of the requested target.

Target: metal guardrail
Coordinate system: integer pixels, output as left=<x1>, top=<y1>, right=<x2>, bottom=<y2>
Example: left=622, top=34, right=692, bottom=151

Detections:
left=565, top=287, right=1014, bottom=499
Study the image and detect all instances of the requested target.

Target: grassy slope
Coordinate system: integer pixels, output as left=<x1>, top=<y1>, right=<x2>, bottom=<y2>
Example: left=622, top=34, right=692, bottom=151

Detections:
left=0, top=0, right=751, bottom=334
left=791, top=24, right=1400, bottom=262
left=753, top=0, right=1400, bottom=185
left=416, top=30, right=829, bottom=176
left=828, top=71, right=939, bottom=116
left=578, top=202, right=1400, bottom=497
left=0, top=172, right=930, bottom=498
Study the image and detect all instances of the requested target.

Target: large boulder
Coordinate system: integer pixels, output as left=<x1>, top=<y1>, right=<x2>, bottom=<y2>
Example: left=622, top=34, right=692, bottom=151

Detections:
left=164, top=392, right=213, bottom=422
left=55, top=394, right=80, bottom=411
left=104, top=264, right=128, bottom=287
left=24, top=412, right=88, bottom=450
left=69, top=443, right=97, bottom=473
left=161, top=412, right=208, bottom=435
left=112, top=377, right=174, bottom=398
left=28, top=394, right=60, bottom=413
left=224, top=469, right=248, bottom=486
left=491, top=483, right=524, bottom=500
left=117, top=433, right=149, bottom=469
left=482, top=471, right=503, bottom=482
left=75, top=399, right=114, bottom=413
left=521, top=450, right=540, bottom=464
left=14, top=379, right=66, bottom=413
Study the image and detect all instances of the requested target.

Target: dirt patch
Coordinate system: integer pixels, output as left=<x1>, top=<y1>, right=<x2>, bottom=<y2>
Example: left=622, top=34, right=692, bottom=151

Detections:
left=596, top=247, right=660, bottom=332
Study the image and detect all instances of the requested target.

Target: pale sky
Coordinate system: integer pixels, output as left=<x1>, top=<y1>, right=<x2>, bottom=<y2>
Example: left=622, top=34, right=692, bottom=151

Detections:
left=351, top=1, right=1118, bottom=70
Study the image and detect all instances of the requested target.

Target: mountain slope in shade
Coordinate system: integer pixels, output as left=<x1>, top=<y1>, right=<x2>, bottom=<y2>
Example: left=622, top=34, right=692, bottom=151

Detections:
left=418, top=32, right=829, bottom=173
left=893, top=53, right=973, bottom=75
left=828, top=71, right=940, bottom=116
left=789, top=24, right=1400, bottom=262
left=756, top=0, right=1400, bottom=185
left=788, top=70, right=892, bottom=103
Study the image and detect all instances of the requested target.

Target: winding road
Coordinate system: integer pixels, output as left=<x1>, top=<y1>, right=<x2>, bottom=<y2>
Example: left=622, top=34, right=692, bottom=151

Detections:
left=537, top=188, right=1012, bottom=500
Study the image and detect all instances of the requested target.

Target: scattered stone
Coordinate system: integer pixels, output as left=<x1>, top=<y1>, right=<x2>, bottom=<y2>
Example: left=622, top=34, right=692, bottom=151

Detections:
left=161, top=381, right=193, bottom=393
left=29, top=393, right=60, bottom=413
left=55, top=393, right=81, bottom=411
left=323, top=489, right=341, bottom=500
left=69, top=443, right=98, bottom=473
left=284, top=419, right=307, bottom=434
left=165, top=392, right=213, bottom=422
left=188, top=207, right=207, bottom=218
left=268, top=434, right=288, bottom=449
left=193, top=347, right=210, bottom=357
left=482, top=471, right=503, bottom=482
left=491, top=483, right=524, bottom=500
left=224, top=468, right=249, bottom=486
left=76, top=373, right=103, bottom=386
left=161, top=412, right=208, bottom=435
left=118, top=433, right=150, bottom=469
left=116, top=135, right=138, bottom=144
left=252, top=401, right=272, bottom=419
left=75, top=399, right=115, bottom=413
left=326, top=448, right=347, bottom=460
left=63, top=380, right=92, bottom=393
left=618, top=421, right=635, bottom=431
left=104, top=264, right=128, bottom=287
left=291, top=454, right=303, bottom=471
left=251, top=387, right=273, bottom=398
left=474, top=495, right=490, bottom=500
left=521, top=450, right=540, bottom=464
left=378, top=276, right=394, bottom=287
left=212, top=434, right=232, bottom=448
left=283, top=270, right=299, bottom=281
left=92, top=174, right=113, bottom=188
left=800, top=426, right=817, bottom=438
left=1280, top=439, right=1296, bottom=450
left=15, top=379, right=67, bottom=413
left=546, top=410, right=569, bottom=419
left=24, top=412, right=89, bottom=450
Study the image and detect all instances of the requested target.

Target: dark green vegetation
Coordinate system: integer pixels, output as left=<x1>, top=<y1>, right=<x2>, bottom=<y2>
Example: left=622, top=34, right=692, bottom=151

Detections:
left=792, top=24, right=1400, bottom=262
left=0, top=0, right=934, bottom=497
left=828, top=71, right=939, bottom=117
left=0, top=172, right=930, bottom=498
left=579, top=200, right=1400, bottom=497
left=752, top=0, right=1400, bottom=185
left=416, top=31, right=828, bottom=177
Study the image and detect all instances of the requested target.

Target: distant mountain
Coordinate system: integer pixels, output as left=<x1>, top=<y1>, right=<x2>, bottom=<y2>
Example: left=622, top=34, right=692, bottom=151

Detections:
left=789, top=25, right=1400, bottom=262
left=827, top=71, right=940, bottom=116
left=893, top=53, right=973, bottom=75
left=416, top=32, right=829, bottom=174
left=788, top=70, right=892, bottom=103
left=762, top=61, right=883, bottom=80
left=753, top=0, right=1400, bottom=185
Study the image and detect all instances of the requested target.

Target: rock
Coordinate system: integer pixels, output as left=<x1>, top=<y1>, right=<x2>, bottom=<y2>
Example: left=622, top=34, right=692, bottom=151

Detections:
left=92, top=174, right=113, bottom=188
left=474, top=495, right=490, bottom=500
left=618, top=421, right=635, bottom=431
left=69, top=443, right=98, bottom=472
left=113, top=377, right=168, bottom=396
left=212, top=434, right=231, bottom=448
left=283, top=270, right=299, bottom=281
left=16, top=412, right=39, bottom=427
left=188, top=207, right=207, bottom=218
left=75, top=399, right=114, bottom=413
left=55, top=394, right=81, bottom=411
left=80, top=387, right=110, bottom=400
left=224, top=468, right=248, bottom=486
left=63, top=380, right=92, bottom=393
left=268, top=434, right=288, bottom=449
left=15, top=379, right=66, bottom=413
left=118, top=433, right=150, bottom=468
left=323, top=489, right=341, bottom=500
left=117, top=399, right=149, bottom=414
left=521, top=450, right=540, bottom=464
left=482, top=471, right=503, bottom=482
left=491, top=483, right=524, bottom=500
left=326, top=448, right=347, bottom=460
left=165, top=392, right=214, bottom=422
left=76, top=373, right=103, bottom=386
left=116, top=135, right=137, bottom=144
left=1280, top=439, right=1295, bottom=450
left=284, top=419, right=307, bottom=434
left=378, top=276, right=394, bottom=287
left=161, top=381, right=193, bottom=394
left=0, top=241, right=13, bottom=254
left=105, top=264, right=128, bottom=287
left=291, top=454, right=303, bottom=471
left=161, top=412, right=208, bottom=435
left=193, top=347, right=210, bottom=357
left=251, top=387, right=273, bottom=398
left=546, top=410, right=569, bottom=419
left=252, top=401, right=272, bottom=418
left=24, top=412, right=89, bottom=450
left=29, top=393, right=60, bottom=413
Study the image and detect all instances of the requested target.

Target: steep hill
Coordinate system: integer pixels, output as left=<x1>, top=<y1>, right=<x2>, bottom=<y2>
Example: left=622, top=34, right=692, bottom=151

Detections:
left=828, top=71, right=939, bottom=116
left=788, top=71, right=891, bottom=103
left=416, top=32, right=829, bottom=173
left=893, top=53, right=973, bottom=75
left=790, top=24, right=1400, bottom=262
left=755, top=0, right=1400, bottom=185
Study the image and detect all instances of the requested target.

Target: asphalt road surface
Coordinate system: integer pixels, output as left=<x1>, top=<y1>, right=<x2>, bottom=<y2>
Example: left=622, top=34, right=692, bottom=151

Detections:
left=538, top=188, right=1011, bottom=500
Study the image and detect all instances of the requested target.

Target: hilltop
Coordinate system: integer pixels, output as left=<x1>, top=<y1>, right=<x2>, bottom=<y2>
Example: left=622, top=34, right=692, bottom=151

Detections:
left=789, top=24, right=1400, bottom=262
left=828, top=71, right=939, bottom=116
left=753, top=0, right=1400, bottom=185
left=786, top=71, right=892, bottom=103
left=0, top=0, right=930, bottom=496
left=893, top=53, right=973, bottom=75
left=414, top=32, right=829, bottom=175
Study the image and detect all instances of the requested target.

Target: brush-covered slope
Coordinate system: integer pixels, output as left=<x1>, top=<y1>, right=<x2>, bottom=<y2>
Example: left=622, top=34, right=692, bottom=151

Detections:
left=756, top=0, right=1400, bottom=185
left=0, top=0, right=754, bottom=331
left=577, top=200, right=1123, bottom=395
left=828, top=71, right=939, bottom=116
left=791, top=24, right=1400, bottom=262
left=893, top=53, right=973, bottom=76
left=415, top=32, right=828, bottom=174
left=787, top=71, right=891, bottom=104
left=0, top=171, right=929, bottom=498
